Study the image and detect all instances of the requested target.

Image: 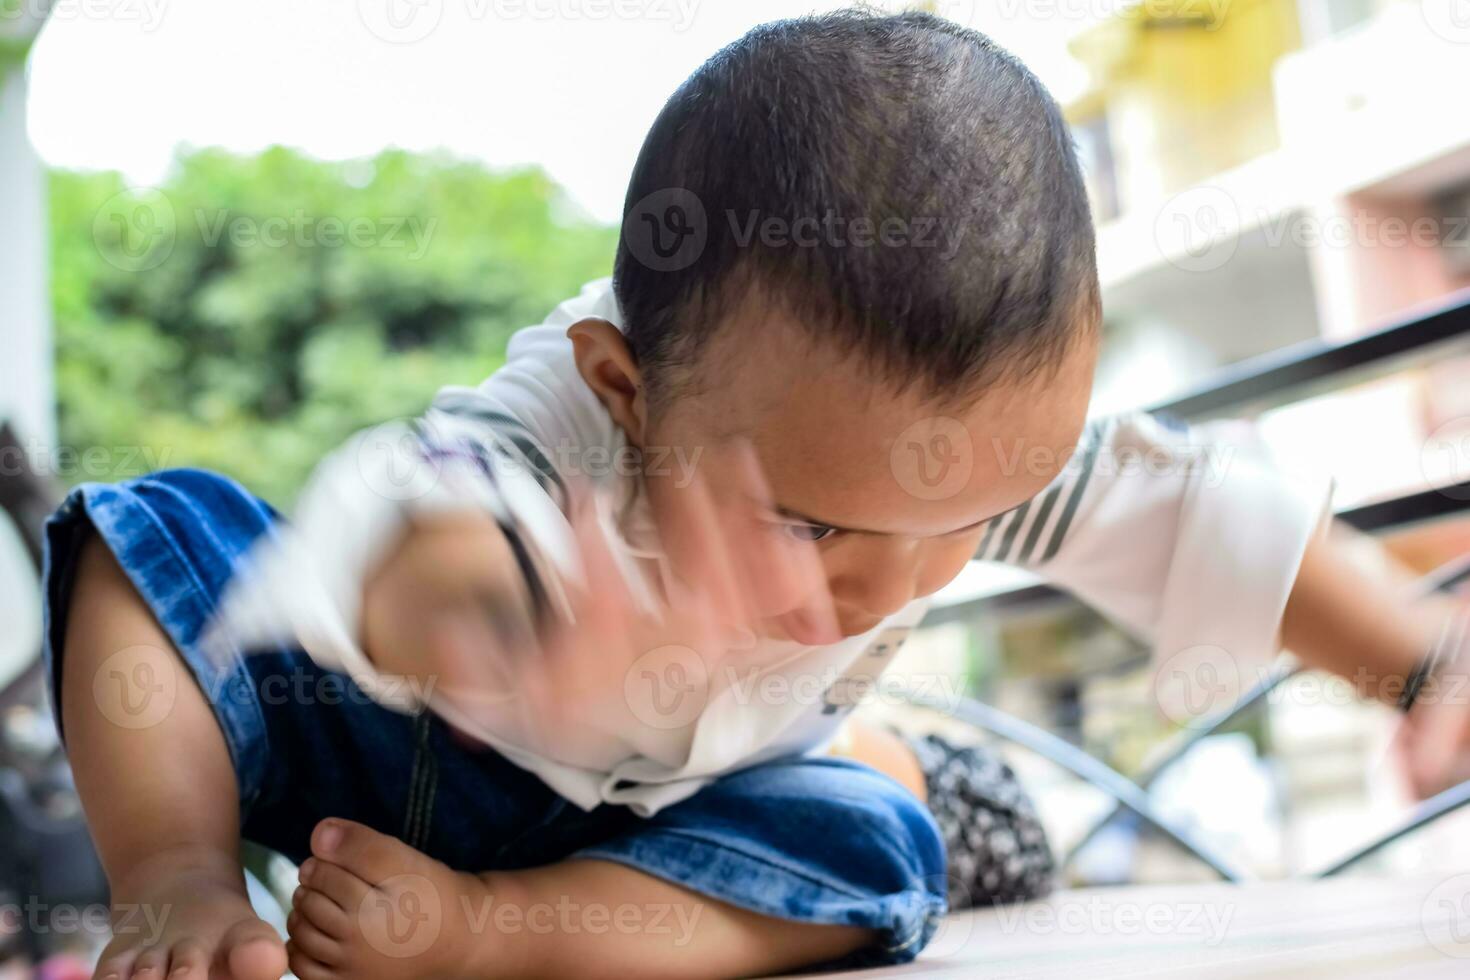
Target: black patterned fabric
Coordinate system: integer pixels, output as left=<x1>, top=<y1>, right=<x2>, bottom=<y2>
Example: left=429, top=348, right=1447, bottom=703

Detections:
left=905, top=732, right=1055, bottom=910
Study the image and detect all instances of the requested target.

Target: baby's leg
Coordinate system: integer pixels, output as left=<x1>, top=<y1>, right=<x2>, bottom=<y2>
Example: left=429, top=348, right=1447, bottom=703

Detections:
left=291, top=756, right=946, bottom=978
left=287, top=818, right=872, bottom=979
left=835, top=718, right=928, bottom=800
left=60, top=535, right=287, bottom=980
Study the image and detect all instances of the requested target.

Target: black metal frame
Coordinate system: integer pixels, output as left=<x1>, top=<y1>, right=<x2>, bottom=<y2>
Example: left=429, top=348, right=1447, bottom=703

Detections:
left=935, top=289, right=1470, bottom=625
left=1058, top=660, right=1300, bottom=875
left=1155, top=286, right=1470, bottom=422
left=904, top=688, right=1254, bottom=881
left=910, top=540, right=1470, bottom=882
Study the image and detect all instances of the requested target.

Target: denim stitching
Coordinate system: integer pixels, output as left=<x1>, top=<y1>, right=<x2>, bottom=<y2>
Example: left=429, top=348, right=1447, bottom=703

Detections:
left=80, top=483, right=271, bottom=807
left=576, top=828, right=943, bottom=959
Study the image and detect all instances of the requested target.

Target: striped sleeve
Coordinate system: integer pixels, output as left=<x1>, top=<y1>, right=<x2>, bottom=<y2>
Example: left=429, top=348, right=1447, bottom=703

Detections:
left=974, top=416, right=1113, bottom=567
left=426, top=389, right=570, bottom=510
left=974, top=412, right=1332, bottom=670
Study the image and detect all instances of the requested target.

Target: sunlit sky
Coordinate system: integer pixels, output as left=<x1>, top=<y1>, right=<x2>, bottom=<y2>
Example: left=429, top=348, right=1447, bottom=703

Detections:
left=26, top=0, right=1094, bottom=223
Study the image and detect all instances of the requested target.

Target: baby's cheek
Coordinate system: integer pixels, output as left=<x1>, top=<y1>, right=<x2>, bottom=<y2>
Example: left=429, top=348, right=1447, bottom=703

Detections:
left=914, top=531, right=985, bottom=599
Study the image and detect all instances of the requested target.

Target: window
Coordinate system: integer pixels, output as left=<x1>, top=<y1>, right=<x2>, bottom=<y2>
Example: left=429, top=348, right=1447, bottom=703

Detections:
left=1073, top=112, right=1121, bottom=223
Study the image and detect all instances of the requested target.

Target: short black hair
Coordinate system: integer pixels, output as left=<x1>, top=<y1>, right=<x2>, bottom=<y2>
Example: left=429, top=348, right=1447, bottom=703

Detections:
left=613, top=8, right=1099, bottom=406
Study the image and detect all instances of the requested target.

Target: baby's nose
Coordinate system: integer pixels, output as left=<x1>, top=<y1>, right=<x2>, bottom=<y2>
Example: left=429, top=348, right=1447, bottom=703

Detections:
left=832, top=570, right=918, bottom=625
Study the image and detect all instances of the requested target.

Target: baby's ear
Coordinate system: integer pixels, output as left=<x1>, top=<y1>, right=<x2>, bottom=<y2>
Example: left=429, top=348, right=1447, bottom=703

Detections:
left=568, top=318, right=647, bottom=445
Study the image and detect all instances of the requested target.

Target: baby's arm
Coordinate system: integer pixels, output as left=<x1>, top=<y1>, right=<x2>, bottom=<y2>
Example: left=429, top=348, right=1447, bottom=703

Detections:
left=201, top=381, right=596, bottom=732
left=59, top=536, right=290, bottom=980
left=357, top=509, right=537, bottom=702
left=1279, top=525, right=1437, bottom=706
left=1281, top=526, right=1470, bottom=797
left=978, top=411, right=1465, bottom=795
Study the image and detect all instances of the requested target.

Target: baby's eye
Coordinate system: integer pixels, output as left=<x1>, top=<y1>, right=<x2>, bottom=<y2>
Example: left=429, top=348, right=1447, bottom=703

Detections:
left=779, top=522, right=836, bottom=543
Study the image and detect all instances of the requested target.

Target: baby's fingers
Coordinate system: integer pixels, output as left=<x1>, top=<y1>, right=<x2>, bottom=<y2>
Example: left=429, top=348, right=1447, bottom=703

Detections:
left=657, top=464, right=752, bottom=629
left=424, top=601, right=521, bottom=710
left=1405, top=608, right=1470, bottom=796
left=562, top=495, right=640, bottom=632
left=720, top=442, right=838, bottom=637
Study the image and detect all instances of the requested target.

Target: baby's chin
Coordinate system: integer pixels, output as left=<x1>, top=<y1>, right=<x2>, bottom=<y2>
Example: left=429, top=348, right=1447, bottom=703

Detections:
left=836, top=618, right=883, bottom=638
left=758, top=611, right=880, bottom=645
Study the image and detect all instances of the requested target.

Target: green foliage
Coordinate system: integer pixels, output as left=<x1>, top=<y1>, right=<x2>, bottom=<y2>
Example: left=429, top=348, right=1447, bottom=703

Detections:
left=49, top=147, right=617, bottom=506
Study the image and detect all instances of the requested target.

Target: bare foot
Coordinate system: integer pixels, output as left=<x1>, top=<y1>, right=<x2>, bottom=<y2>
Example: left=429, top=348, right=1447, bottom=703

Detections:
left=287, top=819, right=513, bottom=980
left=93, top=849, right=287, bottom=980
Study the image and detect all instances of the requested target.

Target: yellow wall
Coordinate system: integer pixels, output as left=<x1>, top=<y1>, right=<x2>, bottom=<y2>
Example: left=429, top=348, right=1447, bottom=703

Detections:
left=1069, top=0, right=1303, bottom=211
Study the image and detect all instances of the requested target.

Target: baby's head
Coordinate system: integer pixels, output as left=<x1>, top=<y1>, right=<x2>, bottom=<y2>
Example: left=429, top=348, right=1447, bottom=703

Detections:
left=571, top=9, right=1100, bottom=639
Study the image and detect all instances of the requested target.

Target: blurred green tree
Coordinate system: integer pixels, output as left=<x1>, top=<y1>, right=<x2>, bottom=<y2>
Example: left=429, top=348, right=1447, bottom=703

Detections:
left=49, top=147, right=617, bottom=506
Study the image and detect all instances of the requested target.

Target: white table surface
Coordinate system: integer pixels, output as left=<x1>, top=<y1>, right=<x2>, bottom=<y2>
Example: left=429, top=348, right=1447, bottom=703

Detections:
left=808, top=875, right=1470, bottom=979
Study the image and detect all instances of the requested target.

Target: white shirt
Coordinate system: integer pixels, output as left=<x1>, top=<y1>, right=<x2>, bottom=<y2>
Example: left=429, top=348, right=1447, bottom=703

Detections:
left=208, top=278, right=1331, bottom=816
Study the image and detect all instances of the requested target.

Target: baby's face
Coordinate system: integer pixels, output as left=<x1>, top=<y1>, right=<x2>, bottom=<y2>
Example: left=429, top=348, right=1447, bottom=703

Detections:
left=642, top=308, right=1098, bottom=640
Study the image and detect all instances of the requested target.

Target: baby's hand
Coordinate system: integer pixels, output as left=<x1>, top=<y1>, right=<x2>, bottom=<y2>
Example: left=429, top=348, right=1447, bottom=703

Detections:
left=1398, top=613, right=1470, bottom=799
left=524, top=443, right=841, bottom=749
left=359, top=441, right=840, bottom=752
left=359, top=508, right=537, bottom=700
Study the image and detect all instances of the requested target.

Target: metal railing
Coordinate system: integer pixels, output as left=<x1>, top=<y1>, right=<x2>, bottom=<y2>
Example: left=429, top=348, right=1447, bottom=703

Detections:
left=912, top=289, right=1470, bottom=882
left=930, top=287, right=1470, bottom=626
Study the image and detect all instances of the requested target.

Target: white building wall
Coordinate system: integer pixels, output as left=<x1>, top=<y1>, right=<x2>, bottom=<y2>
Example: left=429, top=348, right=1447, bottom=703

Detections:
left=0, top=60, right=54, bottom=449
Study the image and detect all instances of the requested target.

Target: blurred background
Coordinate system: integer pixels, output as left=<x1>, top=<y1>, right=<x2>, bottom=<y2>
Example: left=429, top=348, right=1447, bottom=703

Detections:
left=4, top=0, right=1470, bottom=972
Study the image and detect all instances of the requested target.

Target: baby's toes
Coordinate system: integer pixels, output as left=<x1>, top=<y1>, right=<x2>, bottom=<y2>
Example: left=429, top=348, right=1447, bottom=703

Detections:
left=300, top=858, right=372, bottom=919
left=292, top=885, right=350, bottom=939
left=91, top=943, right=140, bottom=980
left=121, top=944, right=167, bottom=979
left=218, top=917, right=288, bottom=980
left=163, top=939, right=210, bottom=978
left=287, top=908, right=344, bottom=966
left=285, top=943, right=338, bottom=980
left=311, top=819, right=442, bottom=886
